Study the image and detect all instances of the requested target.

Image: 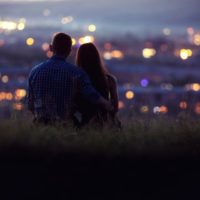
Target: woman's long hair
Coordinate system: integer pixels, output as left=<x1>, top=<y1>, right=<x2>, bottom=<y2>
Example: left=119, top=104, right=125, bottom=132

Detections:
left=76, top=43, right=109, bottom=99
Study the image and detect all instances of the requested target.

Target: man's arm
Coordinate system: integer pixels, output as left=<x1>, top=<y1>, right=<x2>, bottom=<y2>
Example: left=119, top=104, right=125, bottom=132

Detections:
left=78, top=71, right=113, bottom=112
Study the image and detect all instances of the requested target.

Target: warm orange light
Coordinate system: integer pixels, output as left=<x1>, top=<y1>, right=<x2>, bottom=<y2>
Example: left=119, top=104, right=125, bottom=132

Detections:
left=111, top=50, right=124, bottom=59
left=193, top=34, right=200, bottom=46
left=159, top=106, right=168, bottom=114
left=13, top=103, right=24, bottom=111
left=118, top=101, right=125, bottom=109
left=79, top=36, right=94, bottom=45
left=180, top=49, right=193, bottom=60
left=6, top=93, right=13, bottom=101
left=26, top=37, right=35, bottom=46
left=125, top=91, right=135, bottom=100
left=192, top=83, right=200, bottom=92
left=72, top=38, right=76, bottom=46
left=179, top=101, right=187, bottom=109
left=15, top=89, right=26, bottom=100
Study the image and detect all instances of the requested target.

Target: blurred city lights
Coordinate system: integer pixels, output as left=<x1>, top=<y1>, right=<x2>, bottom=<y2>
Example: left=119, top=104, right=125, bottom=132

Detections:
left=142, top=48, right=156, bottom=59
left=79, top=36, right=94, bottom=45
left=1, top=75, right=9, bottom=83
left=111, top=50, right=124, bottom=59
left=88, top=24, right=96, bottom=32
left=61, top=16, right=73, bottom=24
left=163, top=28, right=171, bottom=36
left=195, top=103, right=200, bottom=115
left=159, top=106, right=168, bottom=114
left=17, top=23, right=25, bottom=31
left=125, top=91, right=135, bottom=100
left=193, top=34, right=200, bottom=46
left=187, top=27, right=194, bottom=35
left=26, top=37, right=35, bottom=46
left=13, top=103, right=24, bottom=111
left=140, top=106, right=149, bottom=113
left=179, top=101, right=187, bottom=109
left=15, top=89, right=27, bottom=100
left=41, top=43, right=49, bottom=51
left=0, top=20, right=17, bottom=31
left=140, top=79, right=149, bottom=87
left=153, top=106, right=160, bottom=114
left=179, top=49, right=192, bottom=60
left=192, top=83, right=200, bottom=92
left=103, top=52, right=112, bottom=60
left=118, top=101, right=125, bottom=109
left=72, top=38, right=76, bottom=46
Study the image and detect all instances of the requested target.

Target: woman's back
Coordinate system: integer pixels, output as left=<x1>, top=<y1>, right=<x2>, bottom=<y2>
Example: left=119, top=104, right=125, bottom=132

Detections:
left=75, top=43, right=119, bottom=127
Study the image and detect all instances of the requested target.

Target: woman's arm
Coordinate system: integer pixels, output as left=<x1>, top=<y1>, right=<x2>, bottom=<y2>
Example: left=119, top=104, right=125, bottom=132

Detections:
left=107, top=74, right=119, bottom=114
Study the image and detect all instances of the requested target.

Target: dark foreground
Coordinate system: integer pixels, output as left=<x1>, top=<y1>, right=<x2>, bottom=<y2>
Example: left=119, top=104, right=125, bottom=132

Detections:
left=1, top=150, right=200, bottom=200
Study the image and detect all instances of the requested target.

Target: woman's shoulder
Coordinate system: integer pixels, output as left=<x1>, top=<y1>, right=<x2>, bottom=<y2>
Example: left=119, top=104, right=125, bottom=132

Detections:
left=106, top=74, right=117, bottom=84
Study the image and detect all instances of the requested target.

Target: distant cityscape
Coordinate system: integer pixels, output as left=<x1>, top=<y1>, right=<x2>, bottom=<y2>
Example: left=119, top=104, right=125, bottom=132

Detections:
left=0, top=17, right=200, bottom=118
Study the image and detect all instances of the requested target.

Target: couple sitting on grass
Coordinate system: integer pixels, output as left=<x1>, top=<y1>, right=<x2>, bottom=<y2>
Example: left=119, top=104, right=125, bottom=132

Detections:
left=28, top=32, right=120, bottom=128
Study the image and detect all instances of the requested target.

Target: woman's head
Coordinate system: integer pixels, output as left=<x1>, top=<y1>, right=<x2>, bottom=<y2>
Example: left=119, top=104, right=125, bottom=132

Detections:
left=76, top=43, right=106, bottom=75
left=76, top=43, right=109, bottom=97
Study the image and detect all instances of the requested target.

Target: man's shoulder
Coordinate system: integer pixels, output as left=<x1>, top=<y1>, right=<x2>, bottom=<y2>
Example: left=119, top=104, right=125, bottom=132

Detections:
left=65, top=62, right=86, bottom=77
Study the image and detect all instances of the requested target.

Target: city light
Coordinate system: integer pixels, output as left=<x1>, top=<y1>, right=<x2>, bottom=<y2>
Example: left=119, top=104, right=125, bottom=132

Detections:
left=125, top=91, right=135, bottom=100
left=163, top=28, right=171, bottom=36
left=179, top=49, right=192, bottom=60
left=118, top=101, right=125, bottom=109
left=41, top=43, right=49, bottom=51
left=78, top=36, right=95, bottom=45
left=15, top=89, right=27, bottom=100
left=26, top=38, right=35, bottom=46
left=1, top=75, right=9, bottom=83
left=159, top=106, right=168, bottom=114
left=88, top=24, right=96, bottom=32
left=72, top=38, right=76, bottom=46
left=193, top=34, right=200, bottom=46
left=192, top=83, right=200, bottom=92
left=61, top=16, right=73, bottom=24
left=0, top=20, right=17, bottom=31
left=103, top=52, right=112, bottom=60
left=111, top=50, right=124, bottom=59
left=179, top=101, right=187, bottom=109
left=142, top=48, right=156, bottom=59
left=13, top=103, right=24, bottom=111
left=140, top=106, right=149, bottom=113
left=153, top=106, right=160, bottom=114
left=195, top=103, right=200, bottom=115
left=140, top=79, right=149, bottom=87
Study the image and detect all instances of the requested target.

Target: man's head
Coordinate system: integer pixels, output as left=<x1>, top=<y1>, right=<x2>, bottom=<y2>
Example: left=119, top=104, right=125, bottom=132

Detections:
left=50, top=33, right=72, bottom=58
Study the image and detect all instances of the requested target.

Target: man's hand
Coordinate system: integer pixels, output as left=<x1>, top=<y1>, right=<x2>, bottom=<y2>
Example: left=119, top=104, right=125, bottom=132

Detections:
left=98, top=97, right=114, bottom=112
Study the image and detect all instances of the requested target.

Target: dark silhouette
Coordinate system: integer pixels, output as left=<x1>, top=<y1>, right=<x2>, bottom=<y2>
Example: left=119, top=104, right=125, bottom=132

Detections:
left=76, top=43, right=120, bottom=127
left=27, top=33, right=112, bottom=125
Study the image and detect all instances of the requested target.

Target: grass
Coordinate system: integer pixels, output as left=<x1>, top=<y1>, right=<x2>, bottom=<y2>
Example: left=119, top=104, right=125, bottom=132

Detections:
left=1, top=113, right=200, bottom=159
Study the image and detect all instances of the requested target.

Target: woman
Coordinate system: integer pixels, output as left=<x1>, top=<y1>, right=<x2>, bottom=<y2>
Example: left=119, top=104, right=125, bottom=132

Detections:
left=75, top=42, right=120, bottom=127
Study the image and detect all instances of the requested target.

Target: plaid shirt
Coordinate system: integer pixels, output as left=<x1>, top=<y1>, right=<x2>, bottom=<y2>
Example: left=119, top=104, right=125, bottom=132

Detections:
left=27, top=55, right=101, bottom=121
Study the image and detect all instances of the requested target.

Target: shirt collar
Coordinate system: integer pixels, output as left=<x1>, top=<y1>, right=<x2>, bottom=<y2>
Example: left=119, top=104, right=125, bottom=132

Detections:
left=50, top=55, right=66, bottom=61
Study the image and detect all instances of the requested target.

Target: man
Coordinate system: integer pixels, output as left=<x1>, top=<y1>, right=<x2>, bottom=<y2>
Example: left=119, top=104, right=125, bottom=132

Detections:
left=27, top=32, right=112, bottom=124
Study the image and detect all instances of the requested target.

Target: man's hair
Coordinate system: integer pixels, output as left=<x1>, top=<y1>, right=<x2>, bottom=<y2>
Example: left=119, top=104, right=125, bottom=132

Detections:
left=52, top=33, right=72, bottom=56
